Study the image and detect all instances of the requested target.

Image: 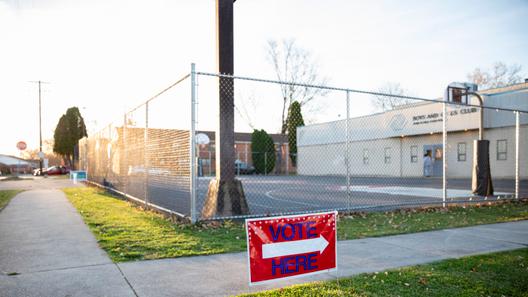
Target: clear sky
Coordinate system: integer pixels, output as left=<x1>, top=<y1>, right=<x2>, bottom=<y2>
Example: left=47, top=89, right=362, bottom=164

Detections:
left=1, top=0, right=527, bottom=156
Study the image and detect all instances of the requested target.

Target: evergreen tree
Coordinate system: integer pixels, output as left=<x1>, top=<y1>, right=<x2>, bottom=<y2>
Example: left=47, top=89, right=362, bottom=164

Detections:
left=53, top=107, right=87, bottom=168
left=251, top=129, right=276, bottom=174
left=53, top=115, right=70, bottom=161
left=287, top=101, right=304, bottom=166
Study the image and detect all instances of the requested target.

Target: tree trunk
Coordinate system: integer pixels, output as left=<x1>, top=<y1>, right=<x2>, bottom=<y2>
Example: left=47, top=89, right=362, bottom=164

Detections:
left=281, top=97, right=288, bottom=134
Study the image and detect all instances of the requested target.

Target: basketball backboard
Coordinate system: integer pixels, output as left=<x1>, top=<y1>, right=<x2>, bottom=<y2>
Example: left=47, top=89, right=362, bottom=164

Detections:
left=444, top=82, right=478, bottom=104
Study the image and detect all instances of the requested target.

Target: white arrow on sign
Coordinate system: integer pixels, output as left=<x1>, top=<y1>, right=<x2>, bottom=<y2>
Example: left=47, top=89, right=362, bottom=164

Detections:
left=262, top=236, right=329, bottom=259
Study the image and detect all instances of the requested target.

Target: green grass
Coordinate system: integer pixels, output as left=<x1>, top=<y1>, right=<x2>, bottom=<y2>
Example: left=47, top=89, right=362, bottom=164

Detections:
left=338, top=201, right=528, bottom=240
left=0, top=190, right=22, bottom=210
left=63, top=187, right=246, bottom=262
left=241, top=248, right=528, bottom=297
left=64, top=186, right=528, bottom=263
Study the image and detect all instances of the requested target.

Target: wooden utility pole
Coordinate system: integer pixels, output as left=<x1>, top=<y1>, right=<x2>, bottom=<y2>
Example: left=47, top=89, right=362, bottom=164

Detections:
left=30, top=80, right=49, bottom=174
left=216, top=0, right=235, bottom=181
left=202, top=0, right=249, bottom=218
left=39, top=81, right=42, bottom=173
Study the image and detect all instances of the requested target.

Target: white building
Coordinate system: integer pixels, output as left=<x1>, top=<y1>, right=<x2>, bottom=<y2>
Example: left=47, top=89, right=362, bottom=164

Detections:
left=0, top=154, right=37, bottom=174
left=297, top=82, right=528, bottom=178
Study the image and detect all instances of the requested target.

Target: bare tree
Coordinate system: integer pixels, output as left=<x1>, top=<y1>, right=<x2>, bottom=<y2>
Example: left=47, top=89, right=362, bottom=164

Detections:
left=267, top=39, right=329, bottom=134
left=372, top=82, right=413, bottom=111
left=235, top=93, right=258, bottom=131
left=467, top=62, right=523, bottom=89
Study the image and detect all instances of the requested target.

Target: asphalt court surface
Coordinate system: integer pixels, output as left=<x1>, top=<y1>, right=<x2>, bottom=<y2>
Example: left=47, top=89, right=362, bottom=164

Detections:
left=127, top=175, right=527, bottom=218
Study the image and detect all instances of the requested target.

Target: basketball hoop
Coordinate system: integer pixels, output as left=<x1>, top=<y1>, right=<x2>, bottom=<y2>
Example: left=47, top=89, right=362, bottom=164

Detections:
left=444, top=82, right=478, bottom=105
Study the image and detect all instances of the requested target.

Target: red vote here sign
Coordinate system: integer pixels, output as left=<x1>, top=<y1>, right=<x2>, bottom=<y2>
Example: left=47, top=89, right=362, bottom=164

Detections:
left=246, top=211, right=337, bottom=285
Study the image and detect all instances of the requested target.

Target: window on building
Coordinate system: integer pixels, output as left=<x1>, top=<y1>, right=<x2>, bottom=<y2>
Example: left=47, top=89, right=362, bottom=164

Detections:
left=457, top=142, right=466, bottom=162
left=363, top=149, right=369, bottom=165
left=410, top=145, right=418, bottom=163
left=384, top=147, right=391, bottom=164
left=497, top=140, right=507, bottom=161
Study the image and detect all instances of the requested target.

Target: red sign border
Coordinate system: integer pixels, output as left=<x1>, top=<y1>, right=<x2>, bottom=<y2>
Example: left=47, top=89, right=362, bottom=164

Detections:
left=245, top=211, right=338, bottom=286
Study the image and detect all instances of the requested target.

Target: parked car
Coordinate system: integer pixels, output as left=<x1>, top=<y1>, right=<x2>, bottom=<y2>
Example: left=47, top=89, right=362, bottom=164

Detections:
left=33, top=166, right=70, bottom=176
left=235, top=160, right=255, bottom=175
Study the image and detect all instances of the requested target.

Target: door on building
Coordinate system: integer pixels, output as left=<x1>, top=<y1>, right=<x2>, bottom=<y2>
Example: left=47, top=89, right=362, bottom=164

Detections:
left=423, top=144, right=443, bottom=177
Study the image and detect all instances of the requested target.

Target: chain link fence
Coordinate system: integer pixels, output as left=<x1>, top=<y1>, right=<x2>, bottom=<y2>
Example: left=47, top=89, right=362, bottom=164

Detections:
left=79, top=74, right=192, bottom=218
left=194, top=71, right=528, bottom=221
left=79, top=65, right=528, bottom=222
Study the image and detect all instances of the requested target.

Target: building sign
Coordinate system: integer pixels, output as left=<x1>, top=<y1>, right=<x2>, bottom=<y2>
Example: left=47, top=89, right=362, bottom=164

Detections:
left=298, top=102, right=481, bottom=146
left=246, top=211, right=337, bottom=285
left=389, top=114, right=407, bottom=131
left=412, top=107, right=478, bottom=126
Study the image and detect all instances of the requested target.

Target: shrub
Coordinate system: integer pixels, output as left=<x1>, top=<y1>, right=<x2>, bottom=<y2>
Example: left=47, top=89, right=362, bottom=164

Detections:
left=251, top=129, right=276, bottom=174
left=287, top=101, right=304, bottom=166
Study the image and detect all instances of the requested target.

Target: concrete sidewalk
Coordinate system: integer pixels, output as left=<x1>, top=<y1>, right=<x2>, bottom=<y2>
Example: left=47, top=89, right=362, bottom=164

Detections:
left=0, top=176, right=84, bottom=191
left=118, top=221, right=528, bottom=296
left=1, top=189, right=527, bottom=297
left=0, top=189, right=136, bottom=297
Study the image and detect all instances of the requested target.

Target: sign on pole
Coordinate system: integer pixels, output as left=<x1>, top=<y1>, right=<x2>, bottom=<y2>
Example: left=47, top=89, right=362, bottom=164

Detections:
left=16, top=141, right=27, bottom=151
left=246, top=211, right=337, bottom=285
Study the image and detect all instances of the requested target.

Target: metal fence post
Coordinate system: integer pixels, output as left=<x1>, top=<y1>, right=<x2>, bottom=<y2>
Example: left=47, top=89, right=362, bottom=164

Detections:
left=145, top=102, right=149, bottom=209
left=108, top=124, right=112, bottom=185
left=190, top=63, right=197, bottom=223
left=123, top=113, right=128, bottom=197
left=264, top=152, right=268, bottom=176
left=245, top=144, right=248, bottom=165
left=285, top=144, right=289, bottom=175
left=515, top=111, right=520, bottom=199
left=209, top=151, right=212, bottom=176
left=346, top=90, right=351, bottom=210
left=442, top=102, right=447, bottom=207
left=236, top=152, right=240, bottom=176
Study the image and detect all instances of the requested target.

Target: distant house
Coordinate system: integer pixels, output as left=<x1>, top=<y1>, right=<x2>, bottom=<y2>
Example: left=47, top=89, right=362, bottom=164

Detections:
left=0, top=154, right=38, bottom=175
